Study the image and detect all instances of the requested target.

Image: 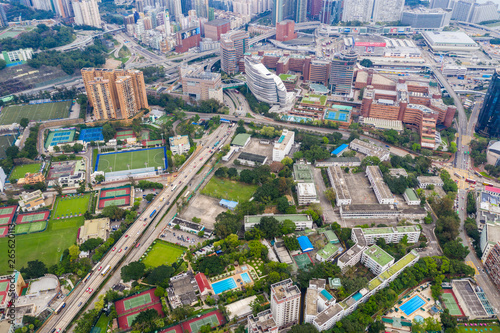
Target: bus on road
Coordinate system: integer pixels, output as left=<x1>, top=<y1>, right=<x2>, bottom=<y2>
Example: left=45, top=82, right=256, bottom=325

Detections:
left=150, top=210, right=157, bottom=219
left=54, top=302, right=66, bottom=314
left=171, top=184, right=177, bottom=192
left=454, top=172, right=462, bottom=178
left=184, top=191, right=190, bottom=198
left=83, top=273, right=92, bottom=283
left=465, top=178, right=476, bottom=184
left=92, top=261, right=101, bottom=272
left=101, top=265, right=111, bottom=276
left=483, top=182, right=494, bottom=187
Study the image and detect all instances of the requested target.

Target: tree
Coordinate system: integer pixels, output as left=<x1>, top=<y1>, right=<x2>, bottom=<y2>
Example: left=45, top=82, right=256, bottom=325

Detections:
left=288, top=323, right=319, bottom=333
left=281, top=156, right=293, bottom=166
left=146, top=265, right=175, bottom=286
left=102, top=123, right=116, bottom=142
left=276, top=196, right=290, bottom=213
left=20, top=260, right=47, bottom=279
left=283, top=235, right=300, bottom=251
left=20, top=118, right=29, bottom=128
left=145, top=193, right=155, bottom=202
left=5, top=146, right=19, bottom=159
left=324, top=188, right=336, bottom=205
left=360, top=58, right=373, bottom=67
left=154, top=286, right=165, bottom=297
left=196, top=255, right=225, bottom=276
left=77, top=181, right=86, bottom=194
left=281, top=219, right=296, bottom=234
left=171, top=305, right=194, bottom=321
left=270, top=161, right=284, bottom=173
left=0, top=59, right=6, bottom=70
left=53, top=180, right=63, bottom=195
left=95, top=174, right=105, bottom=183
left=80, top=238, right=103, bottom=251
left=227, top=167, right=238, bottom=179
left=257, top=216, right=282, bottom=238
left=368, top=321, right=386, bottom=333
left=440, top=309, right=457, bottom=332
left=412, top=143, right=421, bottom=152
left=68, top=244, right=80, bottom=260
left=102, top=205, right=126, bottom=220
left=53, top=145, right=60, bottom=153
left=443, top=239, right=469, bottom=260
left=121, top=261, right=146, bottom=282
left=214, top=211, right=241, bottom=239
left=131, top=308, right=160, bottom=331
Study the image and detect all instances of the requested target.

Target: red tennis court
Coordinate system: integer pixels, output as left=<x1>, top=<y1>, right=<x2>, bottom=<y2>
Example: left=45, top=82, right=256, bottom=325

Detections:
left=159, top=324, right=183, bottom=333
left=0, top=225, right=9, bottom=238
left=16, top=210, right=50, bottom=224
left=181, top=310, right=226, bottom=333
left=115, top=288, right=159, bottom=316
left=0, top=205, right=17, bottom=226
left=117, top=300, right=163, bottom=329
left=98, top=196, right=131, bottom=209
left=99, top=185, right=131, bottom=198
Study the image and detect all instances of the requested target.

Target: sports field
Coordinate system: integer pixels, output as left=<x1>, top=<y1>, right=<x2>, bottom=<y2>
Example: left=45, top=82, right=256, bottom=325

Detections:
left=0, top=226, right=8, bottom=237
left=16, top=211, right=50, bottom=224
left=95, top=148, right=166, bottom=173
left=10, top=163, right=42, bottom=180
left=201, top=177, right=258, bottom=202
left=0, top=101, right=72, bottom=125
left=293, top=253, right=314, bottom=270
left=0, top=135, right=16, bottom=159
left=181, top=310, right=225, bottom=333
left=458, top=326, right=500, bottom=333
left=0, top=205, right=17, bottom=225
left=52, top=194, right=91, bottom=218
left=116, top=129, right=135, bottom=140
left=14, top=221, right=47, bottom=234
left=124, top=293, right=152, bottom=311
left=45, top=129, right=76, bottom=149
left=0, top=217, right=84, bottom=274
left=115, top=289, right=163, bottom=329
left=141, top=241, right=185, bottom=268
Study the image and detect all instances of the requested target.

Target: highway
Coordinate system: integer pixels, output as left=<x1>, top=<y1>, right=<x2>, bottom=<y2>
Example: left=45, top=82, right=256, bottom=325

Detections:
left=40, top=123, right=234, bottom=333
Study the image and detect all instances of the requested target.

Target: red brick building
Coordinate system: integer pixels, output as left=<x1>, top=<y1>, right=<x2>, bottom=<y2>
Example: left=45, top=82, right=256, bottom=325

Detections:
left=276, top=20, right=297, bottom=42
left=175, top=27, right=201, bottom=53
left=204, top=19, right=230, bottom=41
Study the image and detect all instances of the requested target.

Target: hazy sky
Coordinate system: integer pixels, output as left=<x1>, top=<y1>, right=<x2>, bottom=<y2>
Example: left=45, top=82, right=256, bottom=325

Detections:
left=477, top=0, right=500, bottom=6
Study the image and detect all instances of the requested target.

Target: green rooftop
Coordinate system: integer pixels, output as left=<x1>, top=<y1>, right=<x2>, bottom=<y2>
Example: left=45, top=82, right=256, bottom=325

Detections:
left=395, top=226, right=419, bottom=233
left=245, top=214, right=310, bottom=224
left=279, top=74, right=297, bottom=82
left=231, top=133, right=251, bottom=146
left=368, top=250, right=419, bottom=291
left=364, top=245, right=394, bottom=266
left=301, top=94, right=327, bottom=106
left=317, top=243, right=340, bottom=260
left=293, top=163, right=314, bottom=182
left=362, top=227, right=394, bottom=235
left=324, top=230, right=339, bottom=243
left=404, top=188, right=419, bottom=201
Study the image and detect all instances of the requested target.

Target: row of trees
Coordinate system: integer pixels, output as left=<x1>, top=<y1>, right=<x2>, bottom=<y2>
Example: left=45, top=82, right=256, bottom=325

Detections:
left=0, top=24, right=73, bottom=51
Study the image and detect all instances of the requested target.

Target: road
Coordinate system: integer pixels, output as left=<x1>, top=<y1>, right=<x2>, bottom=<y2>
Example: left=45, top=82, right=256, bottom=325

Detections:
left=40, top=124, right=234, bottom=333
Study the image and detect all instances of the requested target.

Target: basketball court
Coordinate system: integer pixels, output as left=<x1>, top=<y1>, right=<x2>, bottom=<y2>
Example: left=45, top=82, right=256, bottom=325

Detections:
left=293, top=253, right=314, bottom=270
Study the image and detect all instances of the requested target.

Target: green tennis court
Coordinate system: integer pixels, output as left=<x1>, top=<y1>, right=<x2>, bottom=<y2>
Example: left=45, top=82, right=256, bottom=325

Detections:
left=0, top=207, right=15, bottom=215
left=442, top=293, right=462, bottom=316
left=29, top=221, right=46, bottom=233
left=189, top=314, right=220, bottom=333
left=104, top=189, right=127, bottom=197
left=95, top=148, right=166, bottom=173
left=15, top=224, right=30, bottom=234
left=294, top=253, right=313, bottom=270
left=20, top=212, right=47, bottom=223
left=123, top=293, right=152, bottom=311
left=104, top=198, right=126, bottom=207
left=126, top=313, right=140, bottom=327
left=0, top=216, right=10, bottom=225
left=0, top=281, right=8, bottom=290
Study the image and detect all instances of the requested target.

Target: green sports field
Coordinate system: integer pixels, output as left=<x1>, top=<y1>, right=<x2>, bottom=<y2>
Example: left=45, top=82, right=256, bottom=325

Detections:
left=0, top=217, right=84, bottom=274
left=52, top=194, right=91, bottom=218
left=201, top=177, right=258, bottom=202
left=458, top=325, right=500, bottom=333
left=14, top=221, right=46, bottom=234
left=10, top=163, right=42, bottom=180
left=96, top=148, right=166, bottom=173
left=0, top=101, right=72, bottom=125
left=141, top=241, right=185, bottom=268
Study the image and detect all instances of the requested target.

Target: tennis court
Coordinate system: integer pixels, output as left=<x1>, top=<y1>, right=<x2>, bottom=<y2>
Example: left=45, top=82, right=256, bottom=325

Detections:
left=0, top=135, right=16, bottom=159
left=293, top=253, right=314, bottom=270
left=16, top=211, right=50, bottom=224
left=0, top=101, right=72, bottom=125
left=45, top=129, right=76, bottom=148
left=95, top=147, right=167, bottom=173
left=100, top=186, right=131, bottom=198
left=15, top=221, right=47, bottom=234
left=99, top=197, right=130, bottom=208
left=181, top=310, right=225, bottom=333
left=0, top=206, right=17, bottom=226
left=124, top=293, right=152, bottom=310
left=79, top=127, right=103, bottom=142
left=116, top=129, right=135, bottom=140
left=0, top=226, right=8, bottom=237
left=0, top=281, right=8, bottom=291
left=442, top=291, right=464, bottom=316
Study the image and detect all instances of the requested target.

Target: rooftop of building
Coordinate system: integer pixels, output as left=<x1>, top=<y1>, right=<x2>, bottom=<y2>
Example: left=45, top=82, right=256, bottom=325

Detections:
left=485, top=223, right=500, bottom=243
left=231, top=133, right=251, bottom=146
left=389, top=168, right=408, bottom=177
left=279, top=74, right=298, bottom=82
left=364, top=244, right=394, bottom=266
left=324, top=229, right=339, bottom=243
left=328, top=166, right=351, bottom=201
left=341, top=204, right=396, bottom=212
left=317, top=157, right=361, bottom=164
left=314, top=303, right=345, bottom=326
left=171, top=217, right=204, bottom=232
left=301, top=94, right=327, bottom=106
left=417, top=176, right=443, bottom=184
left=362, top=118, right=404, bottom=131
left=422, top=31, right=478, bottom=46
left=271, top=279, right=300, bottom=300
left=405, top=188, right=419, bottom=201
left=169, top=135, right=189, bottom=146
left=274, top=129, right=294, bottom=151
left=306, top=287, right=319, bottom=316
left=310, top=83, right=330, bottom=94
left=248, top=309, right=277, bottom=332
left=293, top=163, right=314, bottom=182
left=244, top=214, right=311, bottom=224
left=360, top=225, right=419, bottom=235
left=238, top=152, right=267, bottom=163
left=369, top=250, right=418, bottom=290
left=297, top=182, right=318, bottom=198
left=205, top=18, right=230, bottom=26
left=366, top=165, right=393, bottom=200
left=317, top=243, right=341, bottom=260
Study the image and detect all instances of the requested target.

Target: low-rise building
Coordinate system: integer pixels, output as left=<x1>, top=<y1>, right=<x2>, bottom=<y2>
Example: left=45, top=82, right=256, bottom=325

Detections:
left=417, top=176, right=444, bottom=188
left=245, top=214, right=313, bottom=231
left=480, top=223, right=500, bottom=262
left=167, top=272, right=199, bottom=309
left=18, top=190, right=45, bottom=212
left=169, top=135, right=190, bottom=155
left=0, top=167, right=6, bottom=192
left=180, top=65, right=223, bottom=103
left=316, top=243, right=342, bottom=262
left=361, top=245, right=395, bottom=275
left=248, top=309, right=278, bottom=333
left=404, top=188, right=420, bottom=205
left=59, top=172, right=85, bottom=187
left=389, top=168, right=408, bottom=178
left=297, top=182, right=320, bottom=205
left=236, top=152, right=267, bottom=167
left=274, top=238, right=294, bottom=264
left=169, top=217, right=204, bottom=234
left=231, top=133, right=251, bottom=148
left=272, top=129, right=295, bottom=162
left=349, top=139, right=390, bottom=161
left=327, top=165, right=352, bottom=206
left=78, top=217, right=110, bottom=244
left=17, top=172, right=45, bottom=186
left=315, top=157, right=361, bottom=167
left=293, top=163, right=314, bottom=183
left=366, top=166, right=395, bottom=205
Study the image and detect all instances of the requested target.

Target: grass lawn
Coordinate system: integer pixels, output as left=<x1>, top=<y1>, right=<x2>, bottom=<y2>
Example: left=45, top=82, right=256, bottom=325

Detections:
left=94, top=313, right=110, bottom=333
left=96, top=148, right=166, bottom=173
left=201, top=177, right=258, bottom=202
left=10, top=163, right=42, bottom=180
left=0, top=217, right=84, bottom=274
left=141, top=240, right=185, bottom=268
left=0, top=101, right=72, bottom=125
left=457, top=325, right=500, bottom=333
left=53, top=194, right=91, bottom=218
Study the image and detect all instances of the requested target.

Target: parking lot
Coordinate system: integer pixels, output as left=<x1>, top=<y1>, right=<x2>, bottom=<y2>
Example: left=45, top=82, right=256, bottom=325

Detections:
left=159, top=227, right=204, bottom=247
left=180, top=194, right=226, bottom=229
left=344, top=171, right=379, bottom=204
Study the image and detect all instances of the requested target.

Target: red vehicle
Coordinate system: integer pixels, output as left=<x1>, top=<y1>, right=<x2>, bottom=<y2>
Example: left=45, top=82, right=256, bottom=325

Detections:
left=200, top=158, right=203, bottom=160
left=98, top=266, right=102, bottom=271
left=124, top=234, right=128, bottom=238
left=465, top=178, right=476, bottom=184
left=88, top=288, right=93, bottom=294
left=118, top=249, right=122, bottom=253
left=112, top=247, right=116, bottom=251
left=136, top=243, right=141, bottom=248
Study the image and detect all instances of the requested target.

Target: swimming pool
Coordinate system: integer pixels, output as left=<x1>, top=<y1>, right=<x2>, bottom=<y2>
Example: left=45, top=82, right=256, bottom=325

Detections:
left=211, top=277, right=237, bottom=294
left=400, top=295, right=426, bottom=316
left=241, top=273, right=251, bottom=283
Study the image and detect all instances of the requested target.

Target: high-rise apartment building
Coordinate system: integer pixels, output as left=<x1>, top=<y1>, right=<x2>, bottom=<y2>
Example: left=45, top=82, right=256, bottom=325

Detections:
left=372, top=0, right=405, bottom=22
left=276, top=20, right=297, bottom=42
left=53, top=0, right=74, bottom=18
left=272, top=0, right=285, bottom=24
left=469, top=2, right=499, bottom=24
left=270, top=279, right=301, bottom=328
left=192, top=0, right=208, bottom=17
left=320, top=0, right=342, bottom=24
left=308, top=0, right=323, bottom=19
left=30, top=0, right=53, bottom=12
left=430, top=0, right=454, bottom=9
left=180, top=64, right=223, bottom=103
left=401, top=8, right=452, bottom=30
left=204, top=19, right=230, bottom=41
left=329, top=50, right=357, bottom=95
left=295, top=0, right=307, bottom=23
left=82, top=68, right=149, bottom=120
left=170, top=0, right=183, bottom=22
left=72, top=0, right=101, bottom=28
left=476, top=68, right=500, bottom=138
left=220, top=30, right=249, bottom=74
left=245, top=56, right=290, bottom=107
left=341, top=0, right=374, bottom=22
left=451, top=0, right=474, bottom=21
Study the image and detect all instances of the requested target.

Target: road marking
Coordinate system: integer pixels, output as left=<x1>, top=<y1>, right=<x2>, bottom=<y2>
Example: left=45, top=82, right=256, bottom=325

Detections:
left=466, top=260, right=479, bottom=275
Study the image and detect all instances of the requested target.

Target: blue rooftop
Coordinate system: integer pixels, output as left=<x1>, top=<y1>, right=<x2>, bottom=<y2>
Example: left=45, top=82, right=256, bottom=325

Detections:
left=297, top=236, right=314, bottom=252
left=332, top=144, right=348, bottom=156
left=219, top=199, right=238, bottom=210
left=320, top=289, right=334, bottom=301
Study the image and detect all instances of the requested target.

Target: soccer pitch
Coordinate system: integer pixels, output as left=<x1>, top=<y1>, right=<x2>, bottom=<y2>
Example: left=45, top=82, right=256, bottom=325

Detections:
left=201, top=177, right=258, bottom=202
left=53, top=194, right=91, bottom=217
left=10, top=163, right=42, bottom=180
left=96, top=148, right=166, bottom=173
left=0, top=101, right=72, bottom=125
left=141, top=241, right=185, bottom=268
left=0, top=217, right=84, bottom=274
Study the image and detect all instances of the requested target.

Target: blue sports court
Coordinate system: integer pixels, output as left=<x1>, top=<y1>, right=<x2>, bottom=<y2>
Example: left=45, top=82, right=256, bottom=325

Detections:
left=79, top=127, right=104, bottom=142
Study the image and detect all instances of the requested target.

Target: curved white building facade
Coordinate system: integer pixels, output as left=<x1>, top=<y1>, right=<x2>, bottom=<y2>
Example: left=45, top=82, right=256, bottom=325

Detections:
left=245, top=56, right=289, bottom=107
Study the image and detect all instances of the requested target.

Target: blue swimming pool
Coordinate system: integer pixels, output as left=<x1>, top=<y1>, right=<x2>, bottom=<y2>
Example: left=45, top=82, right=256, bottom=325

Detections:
left=400, top=295, right=426, bottom=316
left=352, top=292, right=363, bottom=301
left=241, top=273, right=251, bottom=283
left=212, top=277, right=237, bottom=294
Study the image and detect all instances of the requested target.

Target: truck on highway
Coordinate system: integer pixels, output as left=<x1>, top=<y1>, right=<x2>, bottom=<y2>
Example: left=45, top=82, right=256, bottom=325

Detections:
left=101, top=265, right=111, bottom=276
left=54, top=302, right=66, bottom=314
